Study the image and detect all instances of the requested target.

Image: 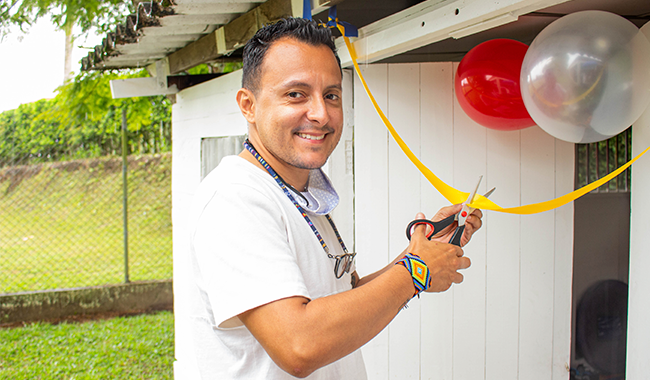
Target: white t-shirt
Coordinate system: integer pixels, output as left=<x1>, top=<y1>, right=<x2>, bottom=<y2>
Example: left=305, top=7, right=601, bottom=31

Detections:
left=187, top=155, right=367, bottom=380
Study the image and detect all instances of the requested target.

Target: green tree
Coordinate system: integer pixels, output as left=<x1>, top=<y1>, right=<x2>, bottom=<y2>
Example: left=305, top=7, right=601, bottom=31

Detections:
left=0, top=0, right=130, bottom=82
left=0, top=69, right=172, bottom=166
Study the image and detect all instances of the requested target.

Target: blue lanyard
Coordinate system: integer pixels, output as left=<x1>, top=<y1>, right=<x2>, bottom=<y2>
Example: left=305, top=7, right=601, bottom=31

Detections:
left=243, top=140, right=349, bottom=257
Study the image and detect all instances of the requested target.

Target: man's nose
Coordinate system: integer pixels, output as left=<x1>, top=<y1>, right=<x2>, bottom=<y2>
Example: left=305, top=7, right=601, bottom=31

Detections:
left=306, top=96, right=330, bottom=126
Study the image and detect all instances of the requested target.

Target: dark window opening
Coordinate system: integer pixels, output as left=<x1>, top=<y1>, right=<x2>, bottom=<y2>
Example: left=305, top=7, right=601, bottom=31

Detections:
left=571, top=128, right=631, bottom=380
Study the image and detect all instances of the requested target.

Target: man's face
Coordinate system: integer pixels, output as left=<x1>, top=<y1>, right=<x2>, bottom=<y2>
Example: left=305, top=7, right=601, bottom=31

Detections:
left=244, top=37, right=343, bottom=172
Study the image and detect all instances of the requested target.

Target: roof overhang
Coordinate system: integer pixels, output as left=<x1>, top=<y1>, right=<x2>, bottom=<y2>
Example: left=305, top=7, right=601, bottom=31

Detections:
left=84, top=0, right=343, bottom=73
left=94, top=0, right=650, bottom=98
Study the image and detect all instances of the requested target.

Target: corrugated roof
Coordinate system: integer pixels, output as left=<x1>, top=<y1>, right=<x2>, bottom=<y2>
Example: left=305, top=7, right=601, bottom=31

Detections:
left=82, top=0, right=267, bottom=71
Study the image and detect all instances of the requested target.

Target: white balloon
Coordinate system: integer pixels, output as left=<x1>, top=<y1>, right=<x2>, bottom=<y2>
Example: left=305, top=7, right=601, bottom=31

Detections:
left=642, top=21, right=650, bottom=48
left=520, top=11, right=650, bottom=143
left=635, top=21, right=650, bottom=119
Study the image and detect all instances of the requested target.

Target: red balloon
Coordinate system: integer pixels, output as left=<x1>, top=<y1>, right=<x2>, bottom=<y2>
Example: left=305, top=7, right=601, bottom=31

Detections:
left=455, top=39, right=535, bottom=131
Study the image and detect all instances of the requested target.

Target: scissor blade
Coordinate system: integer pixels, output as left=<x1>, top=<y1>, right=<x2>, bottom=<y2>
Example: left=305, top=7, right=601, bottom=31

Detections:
left=465, top=175, right=483, bottom=204
left=465, top=187, right=496, bottom=215
left=457, top=176, right=482, bottom=227
left=450, top=176, right=486, bottom=246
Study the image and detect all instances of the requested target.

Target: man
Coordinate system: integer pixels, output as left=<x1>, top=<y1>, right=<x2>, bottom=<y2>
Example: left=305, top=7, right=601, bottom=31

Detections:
left=188, top=17, right=482, bottom=379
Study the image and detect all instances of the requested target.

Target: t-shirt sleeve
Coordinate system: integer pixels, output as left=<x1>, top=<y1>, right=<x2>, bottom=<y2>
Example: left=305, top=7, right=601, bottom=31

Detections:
left=192, top=182, right=310, bottom=329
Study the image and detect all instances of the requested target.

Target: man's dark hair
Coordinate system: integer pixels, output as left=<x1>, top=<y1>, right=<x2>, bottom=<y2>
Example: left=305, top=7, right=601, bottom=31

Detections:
left=242, top=17, right=341, bottom=93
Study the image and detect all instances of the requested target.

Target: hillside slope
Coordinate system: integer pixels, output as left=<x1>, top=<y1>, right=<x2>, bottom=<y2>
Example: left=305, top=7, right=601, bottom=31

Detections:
left=1, top=154, right=172, bottom=293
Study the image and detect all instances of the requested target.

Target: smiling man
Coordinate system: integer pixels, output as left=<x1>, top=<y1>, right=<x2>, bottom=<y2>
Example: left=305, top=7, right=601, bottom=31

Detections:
left=187, top=18, right=482, bottom=379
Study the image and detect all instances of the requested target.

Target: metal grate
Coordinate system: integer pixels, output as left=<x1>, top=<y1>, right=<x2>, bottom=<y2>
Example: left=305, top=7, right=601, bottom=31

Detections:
left=575, top=128, right=632, bottom=193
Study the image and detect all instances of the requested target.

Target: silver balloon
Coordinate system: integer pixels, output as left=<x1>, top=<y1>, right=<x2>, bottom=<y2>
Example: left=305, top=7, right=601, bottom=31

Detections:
left=520, top=11, right=650, bottom=143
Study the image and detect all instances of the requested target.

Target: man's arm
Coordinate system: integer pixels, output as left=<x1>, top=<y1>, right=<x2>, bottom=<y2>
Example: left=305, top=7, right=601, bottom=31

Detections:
left=238, top=219, right=470, bottom=378
left=239, top=264, right=413, bottom=378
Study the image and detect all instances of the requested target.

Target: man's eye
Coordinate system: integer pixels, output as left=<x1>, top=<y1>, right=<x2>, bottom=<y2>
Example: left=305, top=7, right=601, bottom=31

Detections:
left=288, top=92, right=302, bottom=98
left=325, top=93, right=340, bottom=101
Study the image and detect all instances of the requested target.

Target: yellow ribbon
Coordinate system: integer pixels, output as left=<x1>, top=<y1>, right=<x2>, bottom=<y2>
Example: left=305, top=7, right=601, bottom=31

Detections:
left=339, top=30, right=650, bottom=214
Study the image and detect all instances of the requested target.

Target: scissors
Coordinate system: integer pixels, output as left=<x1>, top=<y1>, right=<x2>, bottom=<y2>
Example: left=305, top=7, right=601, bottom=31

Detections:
left=406, top=176, right=495, bottom=246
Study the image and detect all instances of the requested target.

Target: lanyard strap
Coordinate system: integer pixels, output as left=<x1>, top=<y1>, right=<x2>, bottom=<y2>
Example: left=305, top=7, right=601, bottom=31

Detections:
left=243, top=140, right=349, bottom=257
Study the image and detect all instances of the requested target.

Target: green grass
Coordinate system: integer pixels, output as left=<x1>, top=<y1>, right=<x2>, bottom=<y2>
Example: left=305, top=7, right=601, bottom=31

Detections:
left=0, top=311, right=174, bottom=379
left=0, top=154, right=172, bottom=293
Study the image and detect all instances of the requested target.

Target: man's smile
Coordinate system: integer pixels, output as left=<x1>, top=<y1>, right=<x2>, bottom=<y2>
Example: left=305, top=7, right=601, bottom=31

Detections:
left=296, top=132, right=326, bottom=141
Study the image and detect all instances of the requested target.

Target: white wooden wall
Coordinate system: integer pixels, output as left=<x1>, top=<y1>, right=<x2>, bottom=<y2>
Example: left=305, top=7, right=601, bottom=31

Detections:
left=171, top=70, right=248, bottom=379
left=354, top=62, right=575, bottom=380
left=627, top=102, right=650, bottom=379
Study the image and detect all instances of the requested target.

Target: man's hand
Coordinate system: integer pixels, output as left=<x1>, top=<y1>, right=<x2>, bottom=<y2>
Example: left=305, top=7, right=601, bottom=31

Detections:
left=407, top=212, right=471, bottom=293
left=429, top=204, right=483, bottom=247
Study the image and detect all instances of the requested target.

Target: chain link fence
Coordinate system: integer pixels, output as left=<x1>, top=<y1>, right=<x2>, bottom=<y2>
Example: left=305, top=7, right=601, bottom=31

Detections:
left=0, top=95, right=172, bottom=295
left=0, top=152, right=171, bottom=294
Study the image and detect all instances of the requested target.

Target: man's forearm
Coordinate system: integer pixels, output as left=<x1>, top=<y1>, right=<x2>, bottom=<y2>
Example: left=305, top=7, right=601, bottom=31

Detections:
left=354, top=248, right=409, bottom=288
left=240, top=264, right=413, bottom=377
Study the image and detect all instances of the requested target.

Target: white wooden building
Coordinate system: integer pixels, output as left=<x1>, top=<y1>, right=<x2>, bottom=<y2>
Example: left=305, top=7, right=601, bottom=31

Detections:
left=94, top=0, right=650, bottom=378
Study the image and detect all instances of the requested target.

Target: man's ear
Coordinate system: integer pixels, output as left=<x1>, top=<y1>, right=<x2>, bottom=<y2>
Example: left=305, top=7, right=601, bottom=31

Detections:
left=236, top=88, right=256, bottom=124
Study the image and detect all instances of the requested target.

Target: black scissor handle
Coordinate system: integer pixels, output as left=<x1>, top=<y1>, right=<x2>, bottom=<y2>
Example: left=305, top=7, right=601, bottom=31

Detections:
left=406, top=214, right=456, bottom=241
left=406, top=219, right=435, bottom=241
left=448, top=224, right=465, bottom=247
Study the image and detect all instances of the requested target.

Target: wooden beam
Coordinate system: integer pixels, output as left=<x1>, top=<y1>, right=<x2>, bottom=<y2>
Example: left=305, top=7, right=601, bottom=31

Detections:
left=335, top=0, right=574, bottom=68
left=312, top=0, right=345, bottom=15
left=167, top=0, right=303, bottom=74
left=110, top=77, right=179, bottom=99
left=220, top=0, right=295, bottom=53
left=168, top=32, right=219, bottom=74
left=220, top=9, right=260, bottom=54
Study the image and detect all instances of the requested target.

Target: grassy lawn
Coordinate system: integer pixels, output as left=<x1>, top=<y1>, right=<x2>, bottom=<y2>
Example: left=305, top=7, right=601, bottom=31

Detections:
left=0, top=311, right=174, bottom=379
left=0, top=154, right=172, bottom=293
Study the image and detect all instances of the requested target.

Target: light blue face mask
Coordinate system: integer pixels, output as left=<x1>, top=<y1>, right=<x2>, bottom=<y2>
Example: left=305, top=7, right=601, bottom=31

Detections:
left=296, top=169, right=339, bottom=215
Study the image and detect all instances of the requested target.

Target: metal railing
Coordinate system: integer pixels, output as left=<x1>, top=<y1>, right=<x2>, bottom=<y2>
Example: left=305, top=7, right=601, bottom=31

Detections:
left=575, top=128, right=632, bottom=193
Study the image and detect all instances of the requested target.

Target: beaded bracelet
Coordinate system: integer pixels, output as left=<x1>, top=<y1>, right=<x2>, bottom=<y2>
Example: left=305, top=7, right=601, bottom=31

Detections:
left=395, top=253, right=431, bottom=298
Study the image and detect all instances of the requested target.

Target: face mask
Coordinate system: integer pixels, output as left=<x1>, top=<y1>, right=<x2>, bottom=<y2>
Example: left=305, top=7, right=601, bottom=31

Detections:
left=296, top=169, right=339, bottom=215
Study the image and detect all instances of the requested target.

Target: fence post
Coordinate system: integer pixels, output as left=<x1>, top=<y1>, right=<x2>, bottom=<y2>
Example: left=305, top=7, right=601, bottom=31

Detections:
left=122, top=108, right=130, bottom=283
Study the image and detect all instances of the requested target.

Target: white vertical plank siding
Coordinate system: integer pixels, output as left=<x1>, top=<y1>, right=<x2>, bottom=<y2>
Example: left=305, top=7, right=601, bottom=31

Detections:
left=552, top=139, right=574, bottom=379
left=172, top=70, right=247, bottom=378
left=518, top=126, right=556, bottom=379
left=485, top=128, right=521, bottom=380
left=171, top=137, right=202, bottom=380
left=627, top=110, right=650, bottom=378
left=451, top=62, right=488, bottom=380
left=387, top=63, right=423, bottom=379
left=352, top=62, right=573, bottom=380
left=354, top=64, right=391, bottom=380
left=419, top=62, right=455, bottom=380
left=326, top=69, right=355, bottom=250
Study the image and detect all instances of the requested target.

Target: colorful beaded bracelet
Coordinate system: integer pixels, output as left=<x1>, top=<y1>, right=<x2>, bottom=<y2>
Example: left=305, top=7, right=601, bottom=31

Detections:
left=395, top=253, right=431, bottom=298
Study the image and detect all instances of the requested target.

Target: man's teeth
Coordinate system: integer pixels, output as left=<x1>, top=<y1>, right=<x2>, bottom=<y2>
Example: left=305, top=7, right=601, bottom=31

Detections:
left=297, top=133, right=324, bottom=141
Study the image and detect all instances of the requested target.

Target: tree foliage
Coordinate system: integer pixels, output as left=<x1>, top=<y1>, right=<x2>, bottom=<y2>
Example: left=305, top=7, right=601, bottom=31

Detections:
left=0, top=0, right=129, bottom=38
left=1, top=0, right=131, bottom=81
left=0, top=69, right=172, bottom=167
